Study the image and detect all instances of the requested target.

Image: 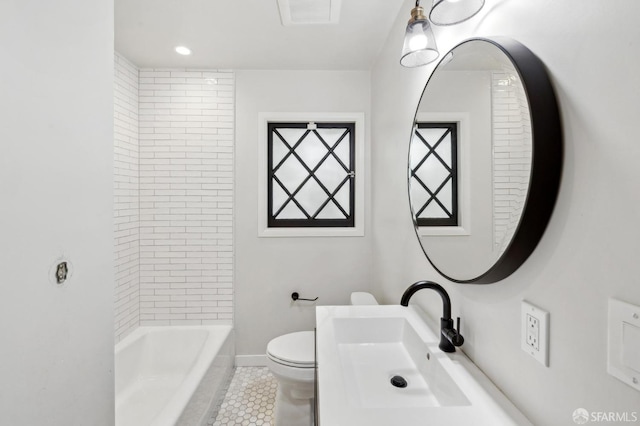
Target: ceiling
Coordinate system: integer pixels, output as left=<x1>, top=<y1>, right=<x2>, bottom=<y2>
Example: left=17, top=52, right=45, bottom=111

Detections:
left=115, top=0, right=405, bottom=70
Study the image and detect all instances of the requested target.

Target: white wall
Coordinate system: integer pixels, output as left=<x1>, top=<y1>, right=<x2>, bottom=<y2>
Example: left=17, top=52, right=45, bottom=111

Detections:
left=114, top=53, right=140, bottom=343
left=137, top=69, right=235, bottom=326
left=0, top=0, right=115, bottom=424
left=235, top=70, right=372, bottom=357
left=371, top=0, right=640, bottom=424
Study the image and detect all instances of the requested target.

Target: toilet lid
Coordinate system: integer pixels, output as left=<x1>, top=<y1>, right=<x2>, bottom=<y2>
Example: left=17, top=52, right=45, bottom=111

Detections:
left=267, top=331, right=315, bottom=367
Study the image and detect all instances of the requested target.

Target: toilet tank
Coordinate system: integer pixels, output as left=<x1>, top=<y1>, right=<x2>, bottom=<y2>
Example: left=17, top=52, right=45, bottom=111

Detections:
left=350, top=292, right=379, bottom=305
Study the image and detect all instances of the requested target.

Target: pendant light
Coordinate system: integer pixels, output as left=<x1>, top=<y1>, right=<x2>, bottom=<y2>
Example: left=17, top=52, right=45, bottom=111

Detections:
left=429, top=0, right=485, bottom=26
left=400, top=0, right=439, bottom=68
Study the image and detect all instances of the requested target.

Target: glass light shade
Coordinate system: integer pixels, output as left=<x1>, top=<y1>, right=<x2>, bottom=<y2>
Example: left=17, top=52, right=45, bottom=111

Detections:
left=429, top=0, right=485, bottom=26
left=400, top=19, right=439, bottom=68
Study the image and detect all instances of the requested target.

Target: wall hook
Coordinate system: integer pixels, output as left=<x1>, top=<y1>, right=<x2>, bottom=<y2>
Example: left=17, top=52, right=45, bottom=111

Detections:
left=291, top=292, right=318, bottom=302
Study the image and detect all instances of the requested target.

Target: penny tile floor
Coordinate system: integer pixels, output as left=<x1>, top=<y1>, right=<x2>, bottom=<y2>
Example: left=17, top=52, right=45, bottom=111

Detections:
left=209, top=367, right=277, bottom=426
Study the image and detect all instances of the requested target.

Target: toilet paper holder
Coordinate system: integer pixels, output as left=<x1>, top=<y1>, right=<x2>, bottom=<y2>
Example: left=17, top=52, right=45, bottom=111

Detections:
left=291, top=292, right=318, bottom=302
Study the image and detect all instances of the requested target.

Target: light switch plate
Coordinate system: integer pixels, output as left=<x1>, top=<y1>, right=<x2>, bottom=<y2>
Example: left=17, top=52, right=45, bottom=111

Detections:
left=521, top=301, right=549, bottom=366
left=608, top=299, right=640, bottom=392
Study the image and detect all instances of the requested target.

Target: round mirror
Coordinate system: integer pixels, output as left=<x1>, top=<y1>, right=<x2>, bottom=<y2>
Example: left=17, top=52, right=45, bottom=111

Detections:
left=408, top=37, right=562, bottom=283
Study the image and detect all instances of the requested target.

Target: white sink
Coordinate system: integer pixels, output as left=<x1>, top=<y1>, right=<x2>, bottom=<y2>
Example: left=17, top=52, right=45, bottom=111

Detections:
left=333, top=316, right=469, bottom=408
left=316, top=305, right=531, bottom=426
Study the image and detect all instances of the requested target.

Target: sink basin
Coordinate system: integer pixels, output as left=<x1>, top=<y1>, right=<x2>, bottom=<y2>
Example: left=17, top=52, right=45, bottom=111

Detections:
left=316, top=305, right=531, bottom=426
left=333, top=316, right=469, bottom=408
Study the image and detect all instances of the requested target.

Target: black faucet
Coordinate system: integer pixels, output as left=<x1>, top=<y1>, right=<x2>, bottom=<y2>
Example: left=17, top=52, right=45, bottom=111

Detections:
left=400, top=280, right=464, bottom=353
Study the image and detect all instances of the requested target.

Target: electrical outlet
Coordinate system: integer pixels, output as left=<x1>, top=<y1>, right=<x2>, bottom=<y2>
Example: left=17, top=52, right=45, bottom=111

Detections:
left=521, top=301, right=549, bottom=366
left=526, top=314, right=539, bottom=350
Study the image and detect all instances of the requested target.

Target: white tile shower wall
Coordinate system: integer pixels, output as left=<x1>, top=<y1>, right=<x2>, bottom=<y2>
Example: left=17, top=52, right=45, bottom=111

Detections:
left=138, top=70, right=234, bottom=325
left=114, top=53, right=140, bottom=342
left=491, top=71, right=531, bottom=252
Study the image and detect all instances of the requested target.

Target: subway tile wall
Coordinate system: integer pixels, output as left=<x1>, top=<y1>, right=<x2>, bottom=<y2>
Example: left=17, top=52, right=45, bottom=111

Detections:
left=114, top=53, right=141, bottom=342
left=491, top=70, right=532, bottom=252
left=138, top=69, right=234, bottom=325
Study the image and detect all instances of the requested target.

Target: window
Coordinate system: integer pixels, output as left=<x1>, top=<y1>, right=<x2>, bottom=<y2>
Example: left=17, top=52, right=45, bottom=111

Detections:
left=258, top=113, right=365, bottom=237
left=409, top=122, right=459, bottom=227
left=267, top=122, right=355, bottom=228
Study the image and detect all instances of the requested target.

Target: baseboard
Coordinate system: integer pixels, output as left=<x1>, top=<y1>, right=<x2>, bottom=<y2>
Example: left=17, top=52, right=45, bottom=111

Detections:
left=235, top=354, right=267, bottom=367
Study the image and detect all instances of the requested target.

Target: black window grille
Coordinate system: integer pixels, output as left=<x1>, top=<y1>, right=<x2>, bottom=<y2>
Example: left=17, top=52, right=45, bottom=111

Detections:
left=409, top=122, right=459, bottom=227
left=267, top=122, right=355, bottom=228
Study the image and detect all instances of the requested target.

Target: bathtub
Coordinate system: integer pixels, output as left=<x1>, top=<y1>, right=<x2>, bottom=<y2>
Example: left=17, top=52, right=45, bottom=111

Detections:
left=115, top=325, right=234, bottom=426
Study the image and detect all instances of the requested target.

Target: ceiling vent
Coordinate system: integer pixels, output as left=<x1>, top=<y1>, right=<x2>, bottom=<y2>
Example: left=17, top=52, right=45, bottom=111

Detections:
left=277, top=0, right=342, bottom=26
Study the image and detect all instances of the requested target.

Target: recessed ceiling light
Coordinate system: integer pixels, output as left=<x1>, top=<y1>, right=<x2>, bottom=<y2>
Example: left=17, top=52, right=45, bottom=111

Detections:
left=175, top=46, right=192, bottom=56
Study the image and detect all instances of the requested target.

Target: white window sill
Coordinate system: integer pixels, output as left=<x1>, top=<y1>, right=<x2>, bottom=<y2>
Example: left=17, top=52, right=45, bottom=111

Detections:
left=258, top=226, right=364, bottom=238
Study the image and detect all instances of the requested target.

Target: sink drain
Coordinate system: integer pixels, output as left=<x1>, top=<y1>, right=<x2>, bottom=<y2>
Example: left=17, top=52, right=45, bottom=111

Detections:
left=390, top=375, right=407, bottom=388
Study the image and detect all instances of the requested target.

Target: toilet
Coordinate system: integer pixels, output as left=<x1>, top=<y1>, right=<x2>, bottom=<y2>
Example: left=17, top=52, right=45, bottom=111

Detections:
left=266, top=292, right=379, bottom=426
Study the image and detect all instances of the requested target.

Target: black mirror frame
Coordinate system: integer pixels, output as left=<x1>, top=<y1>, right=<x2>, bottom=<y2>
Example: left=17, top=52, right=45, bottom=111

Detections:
left=409, top=37, right=563, bottom=284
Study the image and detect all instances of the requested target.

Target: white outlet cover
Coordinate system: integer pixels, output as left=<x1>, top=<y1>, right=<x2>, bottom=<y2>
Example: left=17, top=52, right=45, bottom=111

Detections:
left=607, top=299, right=640, bottom=392
left=521, top=301, right=549, bottom=366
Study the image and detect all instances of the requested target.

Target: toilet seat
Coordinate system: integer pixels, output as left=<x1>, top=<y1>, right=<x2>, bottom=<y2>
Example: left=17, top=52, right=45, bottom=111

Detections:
left=267, top=331, right=315, bottom=368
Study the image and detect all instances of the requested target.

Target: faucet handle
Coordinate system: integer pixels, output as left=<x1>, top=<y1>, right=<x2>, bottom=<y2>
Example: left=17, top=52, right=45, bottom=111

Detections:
left=452, top=317, right=464, bottom=346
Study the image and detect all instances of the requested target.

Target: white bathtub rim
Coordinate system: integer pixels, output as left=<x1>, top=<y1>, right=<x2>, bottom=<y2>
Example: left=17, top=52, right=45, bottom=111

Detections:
left=115, top=325, right=233, bottom=426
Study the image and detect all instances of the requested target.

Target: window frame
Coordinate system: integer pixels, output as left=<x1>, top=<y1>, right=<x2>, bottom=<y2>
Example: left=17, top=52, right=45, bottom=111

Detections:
left=411, top=122, right=459, bottom=227
left=258, top=112, right=365, bottom=237
left=412, top=112, right=471, bottom=237
left=267, top=121, right=356, bottom=228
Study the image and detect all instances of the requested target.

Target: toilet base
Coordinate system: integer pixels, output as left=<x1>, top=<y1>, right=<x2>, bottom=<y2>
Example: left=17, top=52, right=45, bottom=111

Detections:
left=273, top=384, right=314, bottom=426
